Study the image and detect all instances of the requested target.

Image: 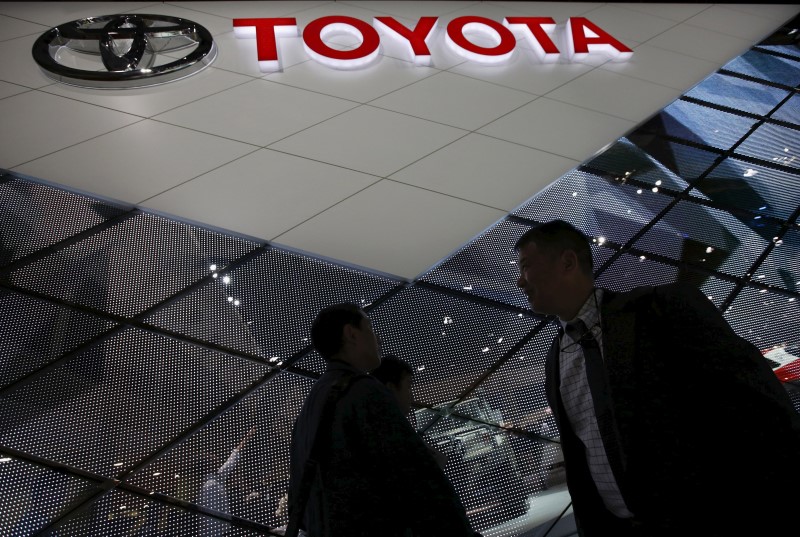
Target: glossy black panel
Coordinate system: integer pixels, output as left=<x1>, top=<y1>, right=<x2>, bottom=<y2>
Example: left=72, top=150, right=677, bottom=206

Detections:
left=512, top=169, right=674, bottom=248
left=696, top=157, right=800, bottom=220
left=725, top=285, right=800, bottom=353
left=684, top=73, right=790, bottom=115
left=583, top=138, right=695, bottom=193
left=596, top=252, right=737, bottom=309
left=366, top=286, right=538, bottom=406
left=635, top=99, right=758, bottom=150
left=144, top=248, right=399, bottom=361
left=0, top=328, right=268, bottom=478
left=0, top=173, right=126, bottom=268
left=772, top=93, right=800, bottom=125
left=0, top=288, right=117, bottom=387
left=751, top=229, right=799, bottom=294
left=736, top=122, right=800, bottom=170
left=127, top=371, right=312, bottom=531
left=722, top=49, right=800, bottom=87
left=6, top=213, right=260, bottom=318
left=630, top=200, right=782, bottom=278
left=52, top=489, right=267, bottom=536
left=0, top=455, right=101, bottom=536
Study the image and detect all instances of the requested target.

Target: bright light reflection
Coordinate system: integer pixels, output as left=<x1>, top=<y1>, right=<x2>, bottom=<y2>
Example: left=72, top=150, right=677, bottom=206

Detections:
left=209, top=264, right=217, bottom=271
left=637, top=189, right=643, bottom=194
left=227, top=296, right=233, bottom=302
left=597, top=236, right=606, bottom=245
left=443, top=316, right=453, bottom=325
left=113, top=462, right=124, bottom=467
left=463, top=285, right=473, bottom=291
left=706, top=246, right=714, bottom=253
left=0, top=457, right=11, bottom=463
left=482, top=347, right=490, bottom=352
left=222, top=275, right=231, bottom=284
left=743, top=169, right=757, bottom=177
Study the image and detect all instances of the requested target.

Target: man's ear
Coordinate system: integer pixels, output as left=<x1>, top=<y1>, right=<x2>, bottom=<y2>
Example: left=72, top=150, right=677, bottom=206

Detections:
left=341, top=323, right=358, bottom=345
left=561, top=249, right=579, bottom=273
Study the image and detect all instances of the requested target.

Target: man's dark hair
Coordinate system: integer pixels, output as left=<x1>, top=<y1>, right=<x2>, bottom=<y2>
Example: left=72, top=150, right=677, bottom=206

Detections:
left=371, top=355, right=413, bottom=385
left=311, top=303, right=365, bottom=360
left=514, top=219, right=594, bottom=277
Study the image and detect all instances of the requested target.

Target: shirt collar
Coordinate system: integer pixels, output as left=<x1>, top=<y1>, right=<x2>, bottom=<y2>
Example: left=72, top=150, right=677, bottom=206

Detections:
left=559, top=288, right=603, bottom=334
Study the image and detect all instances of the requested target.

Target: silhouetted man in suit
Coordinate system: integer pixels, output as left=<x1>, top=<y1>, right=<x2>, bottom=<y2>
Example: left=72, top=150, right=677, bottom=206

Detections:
left=514, top=219, right=800, bottom=536
left=288, top=303, right=478, bottom=537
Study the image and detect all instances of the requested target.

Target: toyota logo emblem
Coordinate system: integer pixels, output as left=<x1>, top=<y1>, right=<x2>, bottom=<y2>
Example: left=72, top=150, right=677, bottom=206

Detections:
left=32, top=14, right=217, bottom=89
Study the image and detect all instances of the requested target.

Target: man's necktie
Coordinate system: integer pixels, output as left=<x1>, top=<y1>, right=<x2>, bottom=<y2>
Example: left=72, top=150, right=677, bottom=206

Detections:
left=565, top=319, right=625, bottom=483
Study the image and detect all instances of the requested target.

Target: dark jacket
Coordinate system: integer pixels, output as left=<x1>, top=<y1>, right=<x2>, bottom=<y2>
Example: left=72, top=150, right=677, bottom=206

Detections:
left=288, top=360, right=475, bottom=537
left=547, top=283, right=800, bottom=536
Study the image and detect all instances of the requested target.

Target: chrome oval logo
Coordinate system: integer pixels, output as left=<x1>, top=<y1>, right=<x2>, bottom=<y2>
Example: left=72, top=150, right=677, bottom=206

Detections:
left=32, top=14, right=216, bottom=89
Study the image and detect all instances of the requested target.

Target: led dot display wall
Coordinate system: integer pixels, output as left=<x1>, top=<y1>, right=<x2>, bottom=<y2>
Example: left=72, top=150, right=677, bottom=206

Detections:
left=2, top=15, right=799, bottom=537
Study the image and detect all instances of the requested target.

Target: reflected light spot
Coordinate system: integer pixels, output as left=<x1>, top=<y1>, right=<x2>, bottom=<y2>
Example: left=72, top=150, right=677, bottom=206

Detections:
left=482, top=347, right=490, bottom=352
left=113, top=462, right=124, bottom=467
left=153, top=472, right=162, bottom=476
left=463, top=285, right=473, bottom=291
left=417, top=364, right=426, bottom=371
left=572, top=192, right=578, bottom=197
left=597, top=236, right=606, bottom=245
left=227, top=296, right=233, bottom=302
left=743, top=169, right=757, bottom=177
left=234, top=299, right=240, bottom=306
left=705, top=246, right=714, bottom=253
left=209, top=264, right=217, bottom=271
left=790, top=298, right=796, bottom=302
left=222, top=275, right=231, bottom=284
left=651, top=187, right=658, bottom=193
left=0, top=457, right=11, bottom=463
left=760, top=289, right=768, bottom=293
left=497, top=337, right=503, bottom=343
left=655, top=180, right=662, bottom=186
left=212, top=273, right=218, bottom=279
left=443, top=316, right=453, bottom=325
left=637, top=189, right=643, bottom=194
